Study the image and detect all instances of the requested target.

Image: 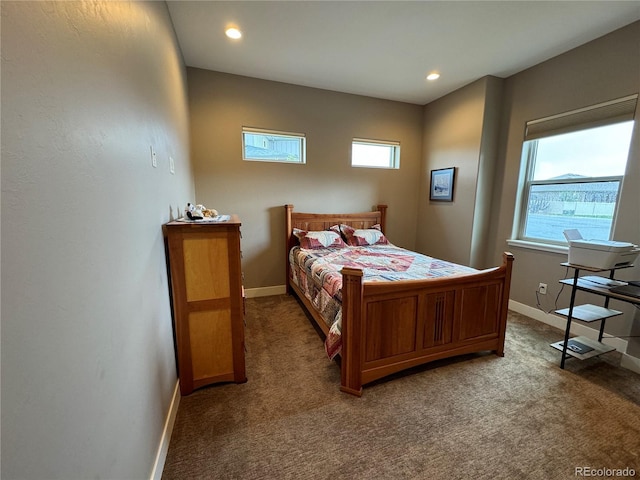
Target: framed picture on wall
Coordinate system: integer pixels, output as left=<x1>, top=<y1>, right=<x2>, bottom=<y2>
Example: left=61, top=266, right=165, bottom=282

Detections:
left=429, top=167, right=455, bottom=202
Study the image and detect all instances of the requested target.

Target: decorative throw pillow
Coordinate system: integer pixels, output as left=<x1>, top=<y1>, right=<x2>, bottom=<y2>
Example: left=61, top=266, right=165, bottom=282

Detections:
left=340, top=223, right=389, bottom=246
left=293, top=227, right=347, bottom=249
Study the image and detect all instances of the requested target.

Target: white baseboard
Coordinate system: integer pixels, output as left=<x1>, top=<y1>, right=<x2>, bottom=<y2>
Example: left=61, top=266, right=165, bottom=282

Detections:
left=150, top=380, right=181, bottom=480
left=508, top=299, right=630, bottom=356
left=245, top=285, right=286, bottom=298
left=620, top=353, right=640, bottom=375
left=508, top=299, right=628, bottom=353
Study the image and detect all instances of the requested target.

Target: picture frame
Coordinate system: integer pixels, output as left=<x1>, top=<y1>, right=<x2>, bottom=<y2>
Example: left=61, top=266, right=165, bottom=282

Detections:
left=429, top=167, right=456, bottom=202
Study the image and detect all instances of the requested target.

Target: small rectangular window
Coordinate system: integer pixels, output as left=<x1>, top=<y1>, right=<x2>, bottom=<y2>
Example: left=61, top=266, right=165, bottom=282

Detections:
left=351, top=138, right=400, bottom=169
left=242, top=127, right=306, bottom=164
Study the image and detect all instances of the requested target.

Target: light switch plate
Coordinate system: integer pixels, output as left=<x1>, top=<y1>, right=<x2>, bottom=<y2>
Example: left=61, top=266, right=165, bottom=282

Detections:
left=151, top=146, right=157, bottom=168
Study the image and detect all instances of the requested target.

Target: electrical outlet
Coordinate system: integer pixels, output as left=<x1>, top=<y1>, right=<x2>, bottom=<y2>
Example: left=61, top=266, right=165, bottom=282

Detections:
left=538, top=283, right=548, bottom=295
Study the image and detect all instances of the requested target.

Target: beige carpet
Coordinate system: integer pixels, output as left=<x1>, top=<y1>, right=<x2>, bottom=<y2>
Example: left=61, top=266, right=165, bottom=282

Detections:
left=162, top=295, right=640, bottom=480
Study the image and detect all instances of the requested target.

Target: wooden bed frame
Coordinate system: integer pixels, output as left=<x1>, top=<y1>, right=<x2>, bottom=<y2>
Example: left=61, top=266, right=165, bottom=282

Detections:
left=285, top=204, right=514, bottom=396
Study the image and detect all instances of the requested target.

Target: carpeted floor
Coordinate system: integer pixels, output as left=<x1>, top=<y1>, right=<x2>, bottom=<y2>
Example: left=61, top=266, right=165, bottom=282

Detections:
left=162, top=295, right=640, bottom=480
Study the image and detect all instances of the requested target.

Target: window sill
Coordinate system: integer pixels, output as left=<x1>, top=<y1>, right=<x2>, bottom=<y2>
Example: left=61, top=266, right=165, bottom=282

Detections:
left=506, top=239, right=568, bottom=255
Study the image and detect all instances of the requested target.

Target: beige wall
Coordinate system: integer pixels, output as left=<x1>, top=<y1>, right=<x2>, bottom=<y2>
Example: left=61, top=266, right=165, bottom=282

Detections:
left=188, top=22, right=639, bottom=356
left=1, top=2, right=193, bottom=478
left=417, top=76, right=503, bottom=268
left=3, top=4, right=637, bottom=477
left=412, top=21, right=639, bottom=364
left=188, top=68, right=424, bottom=289
left=490, top=22, right=640, bottom=341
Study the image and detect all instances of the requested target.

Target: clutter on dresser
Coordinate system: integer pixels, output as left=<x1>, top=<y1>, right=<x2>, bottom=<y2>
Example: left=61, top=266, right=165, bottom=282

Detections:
left=179, top=203, right=230, bottom=223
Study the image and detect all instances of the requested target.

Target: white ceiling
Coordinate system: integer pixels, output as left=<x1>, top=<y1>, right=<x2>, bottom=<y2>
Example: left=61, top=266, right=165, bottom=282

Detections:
left=166, top=1, right=640, bottom=105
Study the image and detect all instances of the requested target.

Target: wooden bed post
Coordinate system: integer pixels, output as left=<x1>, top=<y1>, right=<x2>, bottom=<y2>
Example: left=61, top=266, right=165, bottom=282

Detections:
left=497, top=252, right=514, bottom=356
left=284, top=204, right=294, bottom=295
left=376, top=204, right=388, bottom=232
left=340, top=267, right=364, bottom=396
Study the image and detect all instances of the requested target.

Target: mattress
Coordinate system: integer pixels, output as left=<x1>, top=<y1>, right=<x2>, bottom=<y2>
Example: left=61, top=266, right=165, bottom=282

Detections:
left=289, top=244, right=477, bottom=359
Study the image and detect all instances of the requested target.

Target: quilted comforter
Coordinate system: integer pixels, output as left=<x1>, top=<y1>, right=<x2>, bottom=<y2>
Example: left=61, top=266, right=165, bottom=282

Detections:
left=289, top=244, right=477, bottom=359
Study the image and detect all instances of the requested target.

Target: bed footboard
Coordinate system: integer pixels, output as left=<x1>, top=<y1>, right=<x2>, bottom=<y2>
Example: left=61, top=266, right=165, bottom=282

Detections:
left=340, top=252, right=514, bottom=396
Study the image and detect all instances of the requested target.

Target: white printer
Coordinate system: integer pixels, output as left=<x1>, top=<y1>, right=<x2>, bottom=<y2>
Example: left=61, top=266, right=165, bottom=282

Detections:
left=564, top=229, right=640, bottom=269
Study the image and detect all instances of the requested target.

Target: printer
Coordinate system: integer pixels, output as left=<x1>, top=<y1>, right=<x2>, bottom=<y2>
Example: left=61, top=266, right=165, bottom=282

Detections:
left=564, top=229, right=640, bottom=269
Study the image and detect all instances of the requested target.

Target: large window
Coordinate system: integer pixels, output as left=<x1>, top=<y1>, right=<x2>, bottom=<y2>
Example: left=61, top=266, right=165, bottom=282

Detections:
left=515, top=95, right=636, bottom=246
left=351, top=138, right=400, bottom=169
left=242, top=127, right=306, bottom=164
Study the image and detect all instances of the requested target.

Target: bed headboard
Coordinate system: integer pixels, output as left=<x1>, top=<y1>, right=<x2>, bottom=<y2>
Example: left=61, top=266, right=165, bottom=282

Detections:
left=284, top=204, right=387, bottom=289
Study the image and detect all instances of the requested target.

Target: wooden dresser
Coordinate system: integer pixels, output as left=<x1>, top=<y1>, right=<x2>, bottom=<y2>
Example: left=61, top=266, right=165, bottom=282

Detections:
left=164, top=216, right=246, bottom=395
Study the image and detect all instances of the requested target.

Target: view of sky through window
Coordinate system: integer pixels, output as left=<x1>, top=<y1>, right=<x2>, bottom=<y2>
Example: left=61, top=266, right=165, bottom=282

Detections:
left=351, top=141, right=399, bottom=168
left=532, top=121, right=633, bottom=180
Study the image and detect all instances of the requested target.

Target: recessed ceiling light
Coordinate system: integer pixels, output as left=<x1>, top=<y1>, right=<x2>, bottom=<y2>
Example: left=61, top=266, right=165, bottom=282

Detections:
left=426, top=72, right=440, bottom=81
left=225, top=27, right=242, bottom=40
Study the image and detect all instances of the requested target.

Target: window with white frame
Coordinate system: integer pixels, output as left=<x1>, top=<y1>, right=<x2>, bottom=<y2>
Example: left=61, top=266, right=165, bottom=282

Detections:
left=351, top=138, right=400, bottom=169
left=242, top=127, right=306, bottom=164
left=514, top=95, right=637, bottom=246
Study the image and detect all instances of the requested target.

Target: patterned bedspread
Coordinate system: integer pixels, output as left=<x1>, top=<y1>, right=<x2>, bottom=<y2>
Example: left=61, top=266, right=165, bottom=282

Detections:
left=289, top=244, right=477, bottom=359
